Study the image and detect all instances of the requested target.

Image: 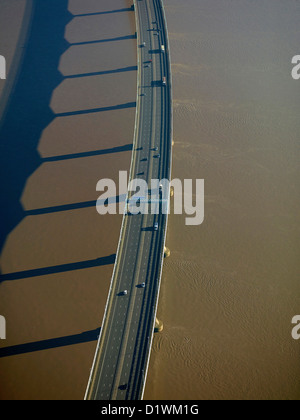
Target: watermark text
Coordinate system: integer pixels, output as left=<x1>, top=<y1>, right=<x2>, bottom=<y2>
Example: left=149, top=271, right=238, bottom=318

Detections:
left=96, top=171, right=204, bottom=226
left=0, top=315, right=6, bottom=340
left=292, top=55, right=300, bottom=80
left=0, top=55, right=6, bottom=80
left=292, top=315, right=300, bottom=340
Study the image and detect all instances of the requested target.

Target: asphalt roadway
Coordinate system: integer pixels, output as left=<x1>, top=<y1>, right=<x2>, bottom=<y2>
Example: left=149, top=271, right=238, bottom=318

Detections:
left=85, top=0, right=172, bottom=400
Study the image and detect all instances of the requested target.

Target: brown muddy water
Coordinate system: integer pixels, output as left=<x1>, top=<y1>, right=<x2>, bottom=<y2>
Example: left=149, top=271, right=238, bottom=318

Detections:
left=145, top=0, right=300, bottom=400
left=0, top=0, right=300, bottom=400
left=0, top=0, right=137, bottom=400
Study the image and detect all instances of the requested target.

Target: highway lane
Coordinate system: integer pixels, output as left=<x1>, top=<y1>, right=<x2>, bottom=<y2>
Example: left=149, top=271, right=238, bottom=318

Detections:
left=85, top=0, right=172, bottom=400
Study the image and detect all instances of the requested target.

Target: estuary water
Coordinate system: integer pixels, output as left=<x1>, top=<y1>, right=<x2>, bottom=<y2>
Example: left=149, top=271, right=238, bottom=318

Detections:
left=145, top=0, right=300, bottom=400
left=0, top=0, right=299, bottom=400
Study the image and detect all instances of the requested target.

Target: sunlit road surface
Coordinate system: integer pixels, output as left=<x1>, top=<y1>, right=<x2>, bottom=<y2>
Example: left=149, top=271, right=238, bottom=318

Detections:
left=85, top=0, right=172, bottom=400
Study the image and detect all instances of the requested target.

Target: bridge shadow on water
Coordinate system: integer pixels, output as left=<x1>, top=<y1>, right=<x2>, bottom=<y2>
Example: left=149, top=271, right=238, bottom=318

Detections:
left=0, top=327, right=101, bottom=358
left=71, top=35, right=136, bottom=46
left=74, top=8, right=133, bottom=18
left=43, top=143, right=133, bottom=163
left=0, top=0, right=71, bottom=254
left=0, top=1, right=139, bottom=394
left=65, top=66, right=138, bottom=79
left=0, top=0, right=136, bottom=257
left=0, top=254, right=116, bottom=283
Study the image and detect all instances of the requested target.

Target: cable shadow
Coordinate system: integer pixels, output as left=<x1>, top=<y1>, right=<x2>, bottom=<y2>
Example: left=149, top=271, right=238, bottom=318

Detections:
left=24, top=194, right=126, bottom=216
left=149, top=49, right=161, bottom=54
left=141, top=227, right=154, bottom=232
left=64, top=66, right=138, bottom=79
left=25, top=199, right=97, bottom=215
left=71, top=35, right=136, bottom=46
left=74, top=8, right=134, bottom=17
left=56, top=102, right=136, bottom=118
left=43, top=143, right=133, bottom=163
left=0, top=254, right=116, bottom=283
left=0, top=328, right=101, bottom=358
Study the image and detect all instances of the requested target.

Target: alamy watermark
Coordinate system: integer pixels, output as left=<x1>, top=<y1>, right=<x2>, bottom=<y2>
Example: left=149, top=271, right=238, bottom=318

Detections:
left=292, top=55, right=300, bottom=80
left=96, top=171, right=204, bottom=226
left=0, top=315, right=6, bottom=340
left=0, top=55, right=6, bottom=80
left=291, top=315, right=300, bottom=340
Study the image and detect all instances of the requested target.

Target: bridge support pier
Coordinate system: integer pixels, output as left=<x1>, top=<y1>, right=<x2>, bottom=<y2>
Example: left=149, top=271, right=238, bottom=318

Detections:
left=155, top=317, right=163, bottom=333
left=164, top=247, right=171, bottom=258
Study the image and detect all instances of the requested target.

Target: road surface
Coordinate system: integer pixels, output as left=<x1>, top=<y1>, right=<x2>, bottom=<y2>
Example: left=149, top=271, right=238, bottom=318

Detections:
left=85, top=0, right=172, bottom=400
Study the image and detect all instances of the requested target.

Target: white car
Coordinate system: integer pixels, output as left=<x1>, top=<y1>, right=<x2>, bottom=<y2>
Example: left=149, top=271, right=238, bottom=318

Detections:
left=154, top=222, right=158, bottom=231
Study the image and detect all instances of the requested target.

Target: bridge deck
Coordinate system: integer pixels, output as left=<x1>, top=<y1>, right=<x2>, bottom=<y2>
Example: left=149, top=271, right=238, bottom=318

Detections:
left=85, top=0, right=172, bottom=401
